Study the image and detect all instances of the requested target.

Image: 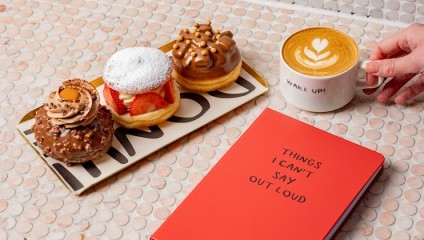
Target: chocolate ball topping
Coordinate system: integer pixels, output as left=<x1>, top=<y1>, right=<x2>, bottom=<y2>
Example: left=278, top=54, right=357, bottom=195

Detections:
left=171, top=21, right=241, bottom=79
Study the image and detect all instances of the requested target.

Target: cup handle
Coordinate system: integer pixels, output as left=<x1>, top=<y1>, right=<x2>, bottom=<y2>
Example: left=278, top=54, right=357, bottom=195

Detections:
left=357, top=60, right=385, bottom=89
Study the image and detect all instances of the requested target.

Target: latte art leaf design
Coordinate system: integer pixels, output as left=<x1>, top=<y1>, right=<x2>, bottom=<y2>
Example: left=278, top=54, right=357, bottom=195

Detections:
left=295, top=38, right=339, bottom=69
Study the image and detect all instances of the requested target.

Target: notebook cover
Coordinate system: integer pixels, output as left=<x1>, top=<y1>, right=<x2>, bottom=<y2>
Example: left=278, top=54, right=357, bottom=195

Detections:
left=151, top=108, right=384, bottom=240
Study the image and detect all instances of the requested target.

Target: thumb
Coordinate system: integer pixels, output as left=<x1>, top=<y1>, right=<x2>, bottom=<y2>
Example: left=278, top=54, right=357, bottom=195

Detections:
left=366, top=53, right=422, bottom=77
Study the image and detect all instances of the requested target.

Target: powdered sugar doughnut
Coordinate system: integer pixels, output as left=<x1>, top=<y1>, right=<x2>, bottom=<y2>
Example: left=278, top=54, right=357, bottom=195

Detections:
left=103, top=47, right=172, bottom=94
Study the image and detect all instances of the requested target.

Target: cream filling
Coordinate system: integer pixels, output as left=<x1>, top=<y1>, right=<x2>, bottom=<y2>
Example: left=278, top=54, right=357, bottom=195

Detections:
left=119, top=93, right=135, bottom=107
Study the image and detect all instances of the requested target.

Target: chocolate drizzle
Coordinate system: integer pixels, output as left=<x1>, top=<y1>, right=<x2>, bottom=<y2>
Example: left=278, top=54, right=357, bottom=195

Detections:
left=171, top=21, right=241, bottom=79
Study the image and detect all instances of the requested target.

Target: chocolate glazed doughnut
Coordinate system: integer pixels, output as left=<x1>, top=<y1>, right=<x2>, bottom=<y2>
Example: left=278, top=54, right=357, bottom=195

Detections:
left=171, top=21, right=242, bottom=92
left=32, top=79, right=114, bottom=166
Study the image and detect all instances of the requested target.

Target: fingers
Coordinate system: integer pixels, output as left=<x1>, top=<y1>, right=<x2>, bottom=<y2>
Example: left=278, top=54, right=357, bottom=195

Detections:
left=366, top=53, right=422, bottom=77
left=386, top=50, right=408, bottom=60
left=375, top=74, right=415, bottom=103
left=364, top=24, right=424, bottom=104
left=363, top=76, right=387, bottom=95
left=366, top=73, right=378, bottom=86
left=394, top=75, right=424, bottom=104
left=363, top=86, right=379, bottom=95
left=365, top=24, right=424, bottom=84
left=365, top=51, right=408, bottom=86
left=370, top=39, right=408, bottom=61
left=369, top=24, right=421, bottom=61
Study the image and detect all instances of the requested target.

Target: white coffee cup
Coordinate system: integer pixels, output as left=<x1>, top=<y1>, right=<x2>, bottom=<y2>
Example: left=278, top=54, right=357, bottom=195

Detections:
left=280, top=27, right=383, bottom=112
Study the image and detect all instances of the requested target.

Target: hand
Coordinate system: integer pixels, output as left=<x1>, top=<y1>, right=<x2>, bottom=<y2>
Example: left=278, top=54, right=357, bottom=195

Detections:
left=364, top=23, right=424, bottom=104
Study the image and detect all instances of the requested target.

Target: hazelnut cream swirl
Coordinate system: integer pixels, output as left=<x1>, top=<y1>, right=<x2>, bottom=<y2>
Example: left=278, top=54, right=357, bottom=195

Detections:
left=171, top=21, right=241, bottom=79
left=45, top=79, right=100, bottom=128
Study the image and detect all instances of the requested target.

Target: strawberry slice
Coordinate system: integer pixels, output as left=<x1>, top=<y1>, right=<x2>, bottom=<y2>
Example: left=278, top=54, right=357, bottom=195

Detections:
left=163, top=78, right=175, bottom=104
left=103, top=85, right=127, bottom=115
left=129, top=92, right=169, bottom=116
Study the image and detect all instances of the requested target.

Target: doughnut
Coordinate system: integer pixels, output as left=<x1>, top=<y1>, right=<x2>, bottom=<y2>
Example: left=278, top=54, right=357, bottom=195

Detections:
left=32, top=79, right=114, bottom=166
left=171, top=21, right=242, bottom=92
left=103, top=47, right=180, bottom=128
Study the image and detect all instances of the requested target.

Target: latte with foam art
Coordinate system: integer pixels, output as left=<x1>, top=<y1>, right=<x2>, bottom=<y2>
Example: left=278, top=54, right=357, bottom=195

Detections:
left=282, top=27, right=358, bottom=77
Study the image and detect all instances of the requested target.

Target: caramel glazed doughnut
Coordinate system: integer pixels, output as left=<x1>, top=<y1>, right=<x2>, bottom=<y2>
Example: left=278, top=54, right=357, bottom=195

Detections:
left=172, top=21, right=242, bottom=92
left=103, top=47, right=180, bottom=129
left=32, top=79, right=114, bottom=166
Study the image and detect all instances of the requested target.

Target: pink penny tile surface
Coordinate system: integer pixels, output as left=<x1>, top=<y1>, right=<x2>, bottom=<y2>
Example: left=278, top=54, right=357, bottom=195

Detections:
left=0, top=0, right=423, bottom=239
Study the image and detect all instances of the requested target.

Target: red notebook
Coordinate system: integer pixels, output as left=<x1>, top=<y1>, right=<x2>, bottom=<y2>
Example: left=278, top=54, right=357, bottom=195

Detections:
left=151, top=108, right=384, bottom=240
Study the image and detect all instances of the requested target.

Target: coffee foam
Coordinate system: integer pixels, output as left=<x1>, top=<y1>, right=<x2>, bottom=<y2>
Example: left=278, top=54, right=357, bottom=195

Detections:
left=283, top=28, right=358, bottom=77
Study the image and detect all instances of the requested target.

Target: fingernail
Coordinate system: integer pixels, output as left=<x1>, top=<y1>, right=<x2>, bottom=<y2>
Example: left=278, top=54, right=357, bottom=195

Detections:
left=366, top=62, right=379, bottom=73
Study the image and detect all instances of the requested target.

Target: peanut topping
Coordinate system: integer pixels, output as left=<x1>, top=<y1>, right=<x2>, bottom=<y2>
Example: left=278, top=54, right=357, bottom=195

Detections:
left=177, top=35, right=184, bottom=41
left=200, top=41, right=206, bottom=47
left=211, top=48, right=217, bottom=53
left=194, top=22, right=199, bottom=28
left=201, top=50, right=208, bottom=56
left=173, top=44, right=178, bottom=49
left=191, top=52, right=197, bottom=57
left=59, top=88, right=80, bottom=101
left=185, top=40, right=191, bottom=44
left=183, top=28, right=189, bottom=33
